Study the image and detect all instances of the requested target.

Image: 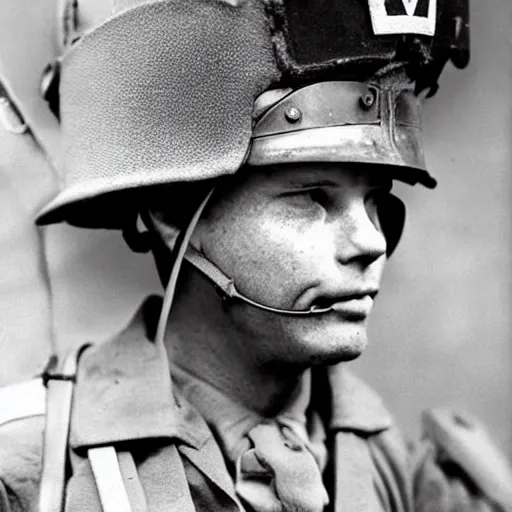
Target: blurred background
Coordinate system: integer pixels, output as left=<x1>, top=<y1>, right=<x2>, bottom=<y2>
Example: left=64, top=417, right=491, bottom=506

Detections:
left=1, top=0, right=511, bottom=454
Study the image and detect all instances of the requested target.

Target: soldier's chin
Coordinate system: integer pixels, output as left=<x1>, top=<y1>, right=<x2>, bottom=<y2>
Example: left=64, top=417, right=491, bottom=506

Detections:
left=307, top=328, right=368, bottom=365
left=332, top=343, right=366, bottom=362
left=310, top=344, right=366, bottom=365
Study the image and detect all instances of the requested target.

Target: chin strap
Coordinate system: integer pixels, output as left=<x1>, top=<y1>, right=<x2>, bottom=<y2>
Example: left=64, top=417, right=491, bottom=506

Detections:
left=154, top=189, right=216, bottom=350
left=184, top=246, right=335, bottom=317
left=150, top=189, right=339, bottom=324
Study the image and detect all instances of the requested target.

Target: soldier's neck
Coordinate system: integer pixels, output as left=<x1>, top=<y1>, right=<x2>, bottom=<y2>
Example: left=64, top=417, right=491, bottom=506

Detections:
left=162, top=273, right=306, bottom=417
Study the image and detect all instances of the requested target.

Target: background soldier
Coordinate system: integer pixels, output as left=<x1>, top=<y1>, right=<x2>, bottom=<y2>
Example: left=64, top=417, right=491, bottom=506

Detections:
left=1, top=0, right=512, bottom=511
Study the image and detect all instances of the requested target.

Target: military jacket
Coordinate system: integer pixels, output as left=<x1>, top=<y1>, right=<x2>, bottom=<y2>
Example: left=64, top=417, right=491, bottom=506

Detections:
left=0, top=298, right=502, bottom=511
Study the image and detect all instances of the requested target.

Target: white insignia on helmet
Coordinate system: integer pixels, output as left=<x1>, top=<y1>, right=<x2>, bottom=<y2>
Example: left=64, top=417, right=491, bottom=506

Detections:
left=368, top=0, right=436, bottom=37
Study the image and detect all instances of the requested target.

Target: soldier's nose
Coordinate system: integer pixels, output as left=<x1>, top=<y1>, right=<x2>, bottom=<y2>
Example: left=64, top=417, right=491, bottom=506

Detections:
left=335, top=204, right=387, bottom=265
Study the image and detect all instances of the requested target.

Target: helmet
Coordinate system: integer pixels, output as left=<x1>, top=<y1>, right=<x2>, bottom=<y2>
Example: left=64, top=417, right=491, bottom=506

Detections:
left=36, top=0, right=469, bottom=229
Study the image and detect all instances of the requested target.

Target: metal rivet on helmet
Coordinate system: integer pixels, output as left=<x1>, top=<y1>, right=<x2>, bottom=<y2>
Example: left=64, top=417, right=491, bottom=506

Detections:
left=284, top=106, right=302, bottom=123
left=359, top=88, right=377, bottom=111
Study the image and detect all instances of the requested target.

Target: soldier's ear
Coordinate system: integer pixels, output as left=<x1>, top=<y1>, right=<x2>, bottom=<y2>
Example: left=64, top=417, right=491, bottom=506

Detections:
left=122, top=212, right=152, bottom=253
left=378, top=194, right=406, bottom=257
left=143, top=209, right=179, bottom=250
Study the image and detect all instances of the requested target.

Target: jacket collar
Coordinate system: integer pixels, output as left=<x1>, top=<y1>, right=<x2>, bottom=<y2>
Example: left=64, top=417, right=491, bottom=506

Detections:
left=69, top=296, right=211, bottom=450
left=326, top=363, right=392, bottom=433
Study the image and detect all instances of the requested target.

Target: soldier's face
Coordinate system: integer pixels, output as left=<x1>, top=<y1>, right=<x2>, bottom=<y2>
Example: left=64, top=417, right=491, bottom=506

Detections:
left=195, top=163, right=390, bottom=366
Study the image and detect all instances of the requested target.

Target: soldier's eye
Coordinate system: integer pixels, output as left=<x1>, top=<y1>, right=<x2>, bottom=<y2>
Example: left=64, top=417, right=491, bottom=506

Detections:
left=305, top=188, right=329, bottom=206
left=281, top=187, right=330, bottom=208
left=365, top=188, right=391, bottom=222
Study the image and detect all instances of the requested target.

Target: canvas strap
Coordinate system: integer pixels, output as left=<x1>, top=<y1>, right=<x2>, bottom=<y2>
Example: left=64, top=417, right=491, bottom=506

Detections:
left=89, top=444, right=197, bottom=512
left=89, top=447, right=134, bottom=512
left=38, top=344, right=91, bottom=512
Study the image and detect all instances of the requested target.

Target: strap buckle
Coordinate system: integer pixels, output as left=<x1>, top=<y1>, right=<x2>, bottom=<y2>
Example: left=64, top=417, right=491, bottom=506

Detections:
left=41, top=344, right=91, bottom=387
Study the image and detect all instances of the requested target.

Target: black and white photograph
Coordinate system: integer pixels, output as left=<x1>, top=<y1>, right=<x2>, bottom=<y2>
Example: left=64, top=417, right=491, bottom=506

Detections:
left=0, top=0, right=510, bottom=510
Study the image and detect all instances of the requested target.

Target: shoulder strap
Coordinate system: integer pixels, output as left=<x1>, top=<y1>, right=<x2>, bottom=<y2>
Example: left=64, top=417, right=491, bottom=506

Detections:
left=40, top=341, right=197, bottom=512
left=87, top=444, right=197, bottom=512
left=116, top=451, right=148, bottom=512
left=89, top=447, right=134, bottom=512
left=38, top=344, right=91, bottom=512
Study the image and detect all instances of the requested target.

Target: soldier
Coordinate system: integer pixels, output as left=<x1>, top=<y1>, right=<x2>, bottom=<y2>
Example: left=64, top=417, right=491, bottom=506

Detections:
left=1, top=0, right=512, bottom=511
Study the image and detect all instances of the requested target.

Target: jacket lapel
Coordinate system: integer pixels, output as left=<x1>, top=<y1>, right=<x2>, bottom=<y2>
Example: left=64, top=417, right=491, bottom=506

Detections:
left=327, top=364, right=392, bottom=434
left=179, top=439, right=243, bottom=509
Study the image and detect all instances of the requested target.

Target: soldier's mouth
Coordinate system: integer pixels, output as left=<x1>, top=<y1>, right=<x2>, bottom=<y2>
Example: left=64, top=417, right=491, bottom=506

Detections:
left=311, top=291, right=378, bottom=317
left=312, top=290, right=378, bottom=307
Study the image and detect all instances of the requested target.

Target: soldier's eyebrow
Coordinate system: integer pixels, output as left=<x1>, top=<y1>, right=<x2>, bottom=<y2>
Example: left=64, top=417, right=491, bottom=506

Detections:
left=294, top=179, right=339, bottom=188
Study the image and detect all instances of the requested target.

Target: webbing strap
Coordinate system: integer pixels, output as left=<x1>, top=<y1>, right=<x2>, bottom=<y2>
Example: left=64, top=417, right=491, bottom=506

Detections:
left=90, top=444, right=197, bottom=512
left=89, top=447, right=133, bottom=512
left=117, top=452, right=148, bottom=512
left=38, top=345, right=90, bottom=512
